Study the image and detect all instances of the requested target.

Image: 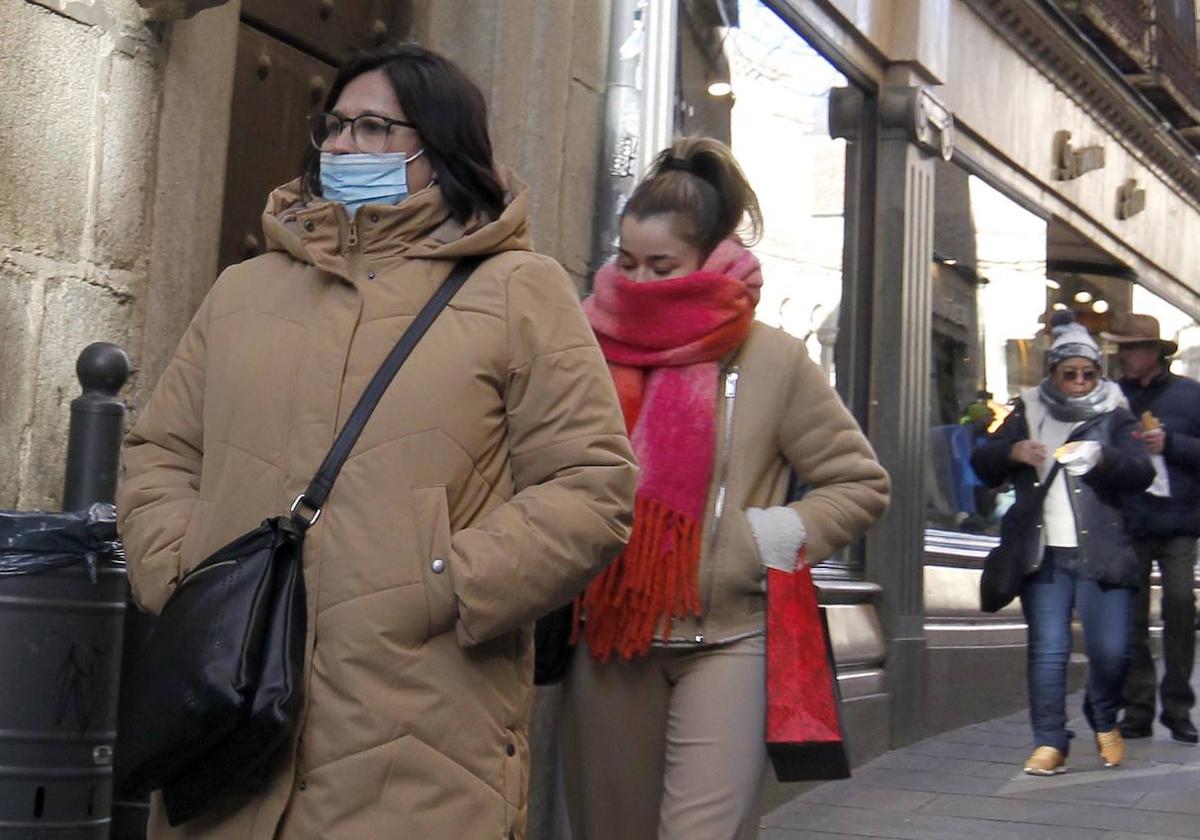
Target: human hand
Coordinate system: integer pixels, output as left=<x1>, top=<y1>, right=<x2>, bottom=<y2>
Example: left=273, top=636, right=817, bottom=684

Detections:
left=1010, top=440, right=1047, bottom=467
left=1136, top=427, right=1166, bottom=455
left=1056, top=440, right=1102, bottom=476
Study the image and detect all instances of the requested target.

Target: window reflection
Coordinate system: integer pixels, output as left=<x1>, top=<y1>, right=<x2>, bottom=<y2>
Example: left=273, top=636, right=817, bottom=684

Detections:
left=727, top=1, right=847, bottom=384
left=928, top=168, right=1047, bottom=535
left=926, top=165, right=1200, bottom=544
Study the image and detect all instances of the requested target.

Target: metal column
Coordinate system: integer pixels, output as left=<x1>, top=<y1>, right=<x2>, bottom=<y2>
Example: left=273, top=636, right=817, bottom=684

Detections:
left=864, top=85, right=953, bottom=748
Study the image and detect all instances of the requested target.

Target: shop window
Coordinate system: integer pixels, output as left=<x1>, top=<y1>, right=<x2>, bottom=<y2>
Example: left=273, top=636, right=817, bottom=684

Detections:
left=926, top=165, right=1200, bottom=544
left=725, top=1, right=848, bottom=385
left=926, top=166, right=1048, bottom=536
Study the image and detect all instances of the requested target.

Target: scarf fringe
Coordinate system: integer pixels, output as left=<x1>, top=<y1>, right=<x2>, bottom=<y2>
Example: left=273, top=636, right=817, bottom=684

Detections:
left=576, top=496, right=703, bottom=662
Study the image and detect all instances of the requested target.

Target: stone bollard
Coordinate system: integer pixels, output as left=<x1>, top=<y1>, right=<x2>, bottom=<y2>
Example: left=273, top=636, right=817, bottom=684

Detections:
left=63, top=343, right=131, bottom=511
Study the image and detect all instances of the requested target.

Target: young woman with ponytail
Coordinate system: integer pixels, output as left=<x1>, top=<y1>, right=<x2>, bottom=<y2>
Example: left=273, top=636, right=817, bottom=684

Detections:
left=560, top=137, right=890, bottom=840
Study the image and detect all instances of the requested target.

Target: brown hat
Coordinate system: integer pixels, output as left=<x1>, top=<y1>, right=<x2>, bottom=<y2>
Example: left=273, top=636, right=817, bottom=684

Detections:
left=1101, top=312, right=1178, bottom=356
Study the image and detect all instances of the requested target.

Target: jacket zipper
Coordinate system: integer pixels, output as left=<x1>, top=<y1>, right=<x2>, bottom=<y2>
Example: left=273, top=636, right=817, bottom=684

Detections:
left=697, top=365, right=740, bottom=644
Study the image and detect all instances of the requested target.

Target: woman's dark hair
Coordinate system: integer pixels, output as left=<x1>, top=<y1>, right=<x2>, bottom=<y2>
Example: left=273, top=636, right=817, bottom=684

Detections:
left=623, top=136, right=764, bottom=258
left=301, top=42, right=506, bottom=225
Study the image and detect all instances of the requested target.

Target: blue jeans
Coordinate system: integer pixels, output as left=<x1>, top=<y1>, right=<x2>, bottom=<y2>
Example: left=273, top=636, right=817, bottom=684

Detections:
left=1020, top=547, right=1131, bottom=753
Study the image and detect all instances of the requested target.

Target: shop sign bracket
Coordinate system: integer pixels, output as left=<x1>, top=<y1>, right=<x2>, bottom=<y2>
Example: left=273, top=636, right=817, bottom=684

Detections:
left=1117, top=178, right=1147, bottom=219
left=1052, top=130, right=1106, bottom=180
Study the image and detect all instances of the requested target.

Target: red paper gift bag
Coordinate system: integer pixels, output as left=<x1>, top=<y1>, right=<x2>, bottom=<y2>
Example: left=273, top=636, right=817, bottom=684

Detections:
left=766, top=564, right=851, bottom=781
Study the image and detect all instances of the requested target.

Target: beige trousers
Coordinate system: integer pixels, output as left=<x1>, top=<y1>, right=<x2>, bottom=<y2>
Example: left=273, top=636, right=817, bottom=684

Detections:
left=560, top=635, right=767, bottom=840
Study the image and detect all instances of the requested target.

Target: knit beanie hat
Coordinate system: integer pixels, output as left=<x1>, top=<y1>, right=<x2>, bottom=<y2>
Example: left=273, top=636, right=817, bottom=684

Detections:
left=1047, top=310, right=1101, bottom=368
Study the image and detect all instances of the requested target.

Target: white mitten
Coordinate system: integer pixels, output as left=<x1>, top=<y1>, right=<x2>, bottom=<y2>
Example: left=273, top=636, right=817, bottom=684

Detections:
left=745, top=506, right=807, bottom=572
left=1055, top=440, right=1102, bottom=476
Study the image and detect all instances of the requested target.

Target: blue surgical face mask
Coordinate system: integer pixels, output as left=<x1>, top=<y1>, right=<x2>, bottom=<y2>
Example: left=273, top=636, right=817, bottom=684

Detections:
left=318, top=148, right=426, bottom=219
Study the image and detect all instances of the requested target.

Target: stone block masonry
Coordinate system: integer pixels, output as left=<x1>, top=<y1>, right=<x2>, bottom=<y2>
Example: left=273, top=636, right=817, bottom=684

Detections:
left=0, top=1, right=162, bottom=510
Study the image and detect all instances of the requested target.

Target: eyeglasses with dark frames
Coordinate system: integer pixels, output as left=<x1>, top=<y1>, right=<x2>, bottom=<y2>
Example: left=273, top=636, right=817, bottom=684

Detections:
left=1059, top=368, right=1098, bottom=382
left=308, top=112, right=416, bottom=154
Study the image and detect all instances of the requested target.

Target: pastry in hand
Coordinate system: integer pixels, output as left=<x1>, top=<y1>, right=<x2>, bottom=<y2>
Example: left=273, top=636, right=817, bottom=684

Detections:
left=1055, top=440, right=1102, bottom=475
left=1141, top=411, right=1161, bottom=432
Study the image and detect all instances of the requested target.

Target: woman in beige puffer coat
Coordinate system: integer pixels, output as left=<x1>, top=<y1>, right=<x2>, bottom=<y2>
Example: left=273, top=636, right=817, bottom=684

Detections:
left=117, top=43, right=637, bottom=840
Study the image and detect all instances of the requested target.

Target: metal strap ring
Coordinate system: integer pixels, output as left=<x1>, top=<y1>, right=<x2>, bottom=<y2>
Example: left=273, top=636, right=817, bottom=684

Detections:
left=290, top=494, right=322, bottom=527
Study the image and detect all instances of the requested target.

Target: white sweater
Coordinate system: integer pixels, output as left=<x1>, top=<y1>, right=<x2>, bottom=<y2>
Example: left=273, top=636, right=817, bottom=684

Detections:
left=1034, top=412, right=1080, bottom=548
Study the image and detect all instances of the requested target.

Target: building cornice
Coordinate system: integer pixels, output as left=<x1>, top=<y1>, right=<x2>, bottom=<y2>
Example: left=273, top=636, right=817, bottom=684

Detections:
left=964, top=0, right=1200, bottom=205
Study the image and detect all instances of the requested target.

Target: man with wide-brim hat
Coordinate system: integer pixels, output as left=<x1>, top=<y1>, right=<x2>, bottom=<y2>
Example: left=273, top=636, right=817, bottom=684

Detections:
left=1101, top=313, right=1180, bottom=356
left=1103, top=312, right=1200, bottom=745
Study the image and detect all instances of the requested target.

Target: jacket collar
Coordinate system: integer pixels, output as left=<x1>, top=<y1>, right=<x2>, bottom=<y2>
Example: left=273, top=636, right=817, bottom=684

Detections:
left=1120, top=367, right=1171, bottom=392
left=260, top=168, right=533, bottom=283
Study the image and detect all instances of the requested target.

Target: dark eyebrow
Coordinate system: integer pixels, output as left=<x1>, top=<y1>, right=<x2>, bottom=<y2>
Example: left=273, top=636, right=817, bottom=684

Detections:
left=331, top=110, right=396, bottom=121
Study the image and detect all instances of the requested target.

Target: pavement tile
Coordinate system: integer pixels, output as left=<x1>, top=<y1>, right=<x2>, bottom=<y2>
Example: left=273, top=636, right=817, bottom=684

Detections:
left=850, top=767, right=1004, bottom=796
left=766, top=802, right=1103, bottom=840
left=1135, top=786, right=1200, bottom=815
left=763, top=674, right=1200, bottom=839
left=797, top=787, right=939, bottom=813
left=1103, top=765, right=1200, bottom=793
left=915, top=792, right=1200, bottom=837
left=795, top=778, right=870, bottom=803
left=971, top=762, right=1026, bottom=780
left=871, top=752, right=995, bottom=776
left=931, top=728, right=1035, bottom=748
left=1004, top=780, right=1147, bottom=807
left=1123, top=740, right=1200, bottom=766
left=760, top=831, right=864, bottom=840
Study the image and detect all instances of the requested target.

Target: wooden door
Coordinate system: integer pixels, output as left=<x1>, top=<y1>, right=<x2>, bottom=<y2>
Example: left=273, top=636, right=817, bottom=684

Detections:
left=217, top=1, right=413, bottom=272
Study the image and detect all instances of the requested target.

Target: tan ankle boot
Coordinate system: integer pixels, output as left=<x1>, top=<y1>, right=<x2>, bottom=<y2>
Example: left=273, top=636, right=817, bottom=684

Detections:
left=1095, top=729, right=1124, bottom=767
left=1023, top=745, right=1066, bottom=775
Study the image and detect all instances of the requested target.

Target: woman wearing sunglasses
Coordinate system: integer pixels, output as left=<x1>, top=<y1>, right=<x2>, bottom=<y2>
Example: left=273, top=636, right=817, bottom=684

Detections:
left=971, top=311, right=1153, bottom=776
left=118, top=43, right=637, bottom=839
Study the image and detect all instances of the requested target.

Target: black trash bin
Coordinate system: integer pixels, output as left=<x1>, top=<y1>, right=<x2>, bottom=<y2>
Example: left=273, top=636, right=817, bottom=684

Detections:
left=0, top=503, right=126, bottom=839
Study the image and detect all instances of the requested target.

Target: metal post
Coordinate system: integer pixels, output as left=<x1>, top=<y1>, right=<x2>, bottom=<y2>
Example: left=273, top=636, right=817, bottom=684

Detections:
left=590, top=0, right=644, bottom=279
left=63, top=343, right=131, bottom=511
left=638, top=0, right=678, bottom=176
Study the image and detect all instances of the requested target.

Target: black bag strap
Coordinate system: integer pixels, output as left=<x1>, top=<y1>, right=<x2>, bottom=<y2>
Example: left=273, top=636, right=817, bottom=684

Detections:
left=290, top=256, right=484, bottom=529
left=1026, top=413, right=1104, bottom=508
left=1032, top=460, right=1063, bottom=506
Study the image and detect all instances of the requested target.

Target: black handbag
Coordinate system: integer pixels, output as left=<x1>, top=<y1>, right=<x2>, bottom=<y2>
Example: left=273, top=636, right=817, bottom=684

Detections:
left=533, top=601, right=576, bottom=686
left=117, top=256, right=482, bottom=825
left=980, top=461, right=1062, bottom=613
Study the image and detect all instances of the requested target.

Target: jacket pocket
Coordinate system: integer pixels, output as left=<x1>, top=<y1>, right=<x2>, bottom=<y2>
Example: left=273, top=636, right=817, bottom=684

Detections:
left=176, top=499, right=211, bottom=577
left=722, top=509, right=767, bottom=601
left=412, top=486, right=459, bottom=639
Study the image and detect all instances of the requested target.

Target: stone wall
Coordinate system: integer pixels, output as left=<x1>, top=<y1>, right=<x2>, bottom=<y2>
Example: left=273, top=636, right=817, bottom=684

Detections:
left=0, top=0, right=239, bottom=510
left=0, top=1, right=160, bottom=510
left=411, top=0, right=612, bottom=287
left=0, top=0, right=610, bottom=510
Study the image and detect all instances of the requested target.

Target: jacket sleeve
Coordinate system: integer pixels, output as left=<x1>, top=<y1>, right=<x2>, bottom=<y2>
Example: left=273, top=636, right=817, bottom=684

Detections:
left=116, top=292, right=211, bottom=615
left=1165, top=426, right=1200, bottom=473
left=779, top=348, right=890, bottom=564
left=439, top=258, right=638, bottom=646
left=1159, top=379, right=1200, bottom=472
left=1087, top=408, right=1155, bottom=494
left=970, top=404, right=1024, bottom=488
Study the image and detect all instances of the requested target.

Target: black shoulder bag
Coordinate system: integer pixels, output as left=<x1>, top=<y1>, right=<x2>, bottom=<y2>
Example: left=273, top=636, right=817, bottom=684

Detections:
left=979, top=460, right=1062, bottom=613
left=117, top=257, right=483, bottom=825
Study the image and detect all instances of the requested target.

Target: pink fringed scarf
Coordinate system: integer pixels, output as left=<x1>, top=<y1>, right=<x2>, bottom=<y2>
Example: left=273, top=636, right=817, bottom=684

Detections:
left=580, top=239, right=762, bottom=661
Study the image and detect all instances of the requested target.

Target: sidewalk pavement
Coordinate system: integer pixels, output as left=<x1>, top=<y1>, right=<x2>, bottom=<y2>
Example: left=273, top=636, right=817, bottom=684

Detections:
left=761, top=686, right=1200, bottom=839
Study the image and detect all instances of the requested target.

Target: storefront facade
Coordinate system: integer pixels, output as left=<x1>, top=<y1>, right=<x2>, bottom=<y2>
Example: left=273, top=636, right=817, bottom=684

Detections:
left=675, top=0, right=1200, bottom=770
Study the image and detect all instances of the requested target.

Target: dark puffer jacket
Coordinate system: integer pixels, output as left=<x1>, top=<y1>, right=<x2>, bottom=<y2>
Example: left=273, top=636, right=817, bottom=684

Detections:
left=1117, top=370, right=1200, bottom=539
left=971, top=389, right=1154, bottom=587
